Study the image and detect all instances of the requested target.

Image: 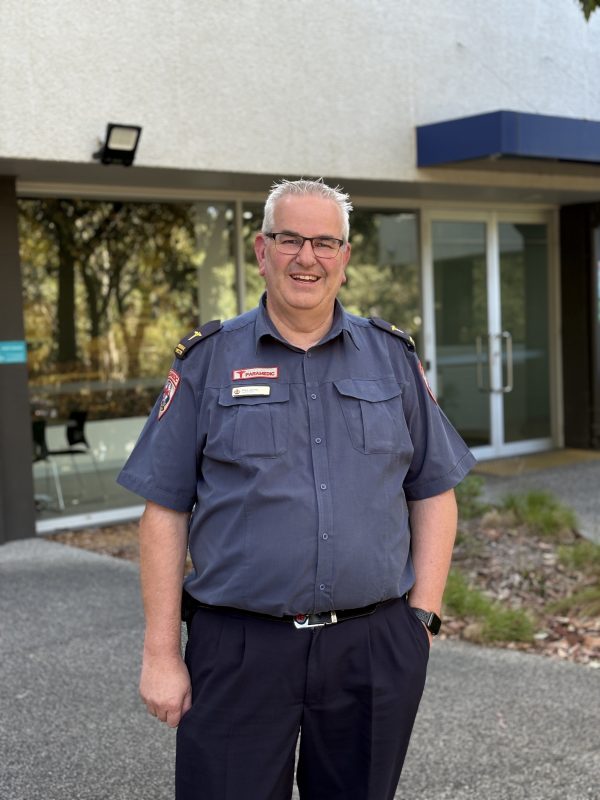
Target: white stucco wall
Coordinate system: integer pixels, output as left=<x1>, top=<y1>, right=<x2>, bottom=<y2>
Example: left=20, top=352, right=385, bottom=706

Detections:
left=1, top=0, right=599, bottom=182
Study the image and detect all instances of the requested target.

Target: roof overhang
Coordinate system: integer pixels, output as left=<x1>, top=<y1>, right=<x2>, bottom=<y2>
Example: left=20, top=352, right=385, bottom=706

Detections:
left=417, top=110, right=600, bottom=168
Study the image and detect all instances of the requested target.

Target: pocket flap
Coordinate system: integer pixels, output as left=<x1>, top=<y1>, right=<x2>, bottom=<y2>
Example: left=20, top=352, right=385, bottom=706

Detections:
left=334, top=378, right=403, bottom=403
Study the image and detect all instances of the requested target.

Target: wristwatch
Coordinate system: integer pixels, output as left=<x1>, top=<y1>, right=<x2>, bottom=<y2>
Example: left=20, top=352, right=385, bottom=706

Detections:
left=411, top=607, right=442, bottom=636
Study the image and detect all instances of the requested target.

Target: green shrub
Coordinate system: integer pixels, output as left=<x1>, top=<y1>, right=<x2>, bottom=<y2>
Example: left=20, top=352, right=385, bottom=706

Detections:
left=444, top=569, right=534, bottom=644
left=546, top=586, right=600, bottom=618
left=501, top=490, right=577, bottom=537
left=480, top=606, right=535, bottom=643
left=558, top=539, right=600, bottom=574
left=444, top=570, right=491, bottom=616
left=455, top=475, right=487, bottom=519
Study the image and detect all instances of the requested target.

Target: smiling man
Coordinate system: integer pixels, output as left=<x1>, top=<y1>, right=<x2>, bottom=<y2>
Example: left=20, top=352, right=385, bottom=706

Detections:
left=117, top=178, right=475, bottom=800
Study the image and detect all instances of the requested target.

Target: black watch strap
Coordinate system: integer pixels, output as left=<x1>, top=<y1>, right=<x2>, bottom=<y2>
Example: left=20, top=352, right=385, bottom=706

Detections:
left=411, top=607, right=442, bottom=635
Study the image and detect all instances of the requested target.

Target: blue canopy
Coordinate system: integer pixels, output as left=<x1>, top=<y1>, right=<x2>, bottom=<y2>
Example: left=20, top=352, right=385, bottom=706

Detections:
left=416, top=110, right=600, bottom=167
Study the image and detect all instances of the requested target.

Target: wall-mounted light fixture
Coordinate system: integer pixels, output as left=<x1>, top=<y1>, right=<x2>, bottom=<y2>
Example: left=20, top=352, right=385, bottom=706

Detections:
left=93, top=123, right=142, bottom=166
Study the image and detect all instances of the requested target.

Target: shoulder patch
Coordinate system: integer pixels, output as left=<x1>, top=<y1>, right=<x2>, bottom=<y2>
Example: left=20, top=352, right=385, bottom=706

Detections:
left=369, top=317, right=415, bottom=350
left=174, top=319, right=222, bottom=359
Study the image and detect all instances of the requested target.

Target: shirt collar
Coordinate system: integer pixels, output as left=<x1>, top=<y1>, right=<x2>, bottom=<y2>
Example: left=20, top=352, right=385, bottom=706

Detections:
left=255, top=292, right=360, bottom=351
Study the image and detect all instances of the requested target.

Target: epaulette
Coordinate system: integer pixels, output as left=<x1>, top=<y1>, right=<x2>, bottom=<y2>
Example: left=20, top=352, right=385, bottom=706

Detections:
left=369, top=317, right=415, bottom=350
left=174, top=319, right=222, bottom=359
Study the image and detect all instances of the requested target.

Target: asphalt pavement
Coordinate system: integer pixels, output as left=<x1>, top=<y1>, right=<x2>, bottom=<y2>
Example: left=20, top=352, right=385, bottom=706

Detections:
left=1, top=537, right=598, bottom=800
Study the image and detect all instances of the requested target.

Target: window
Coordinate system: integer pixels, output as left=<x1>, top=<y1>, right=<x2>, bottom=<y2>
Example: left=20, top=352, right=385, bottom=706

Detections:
left=341, top=210, right=421, bottom=348
left=20, top=198, right=237, bottom=522
left=20, top=199, right=236, bottom=421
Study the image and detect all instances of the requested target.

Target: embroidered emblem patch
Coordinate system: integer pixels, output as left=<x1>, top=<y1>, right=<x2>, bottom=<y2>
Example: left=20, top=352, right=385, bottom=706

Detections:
left=232, top=367, right=279, bottom=381
left=232, top=385, right=271, bottom=398
left=418, top=361, right=437, bottom=404
left=158, top=369, right=180, bottom=419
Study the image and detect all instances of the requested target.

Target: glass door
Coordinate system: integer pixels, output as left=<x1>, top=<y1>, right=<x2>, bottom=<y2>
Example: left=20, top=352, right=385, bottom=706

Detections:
left=499, top=223, right=551, bottom=444
left=426, top=214, right=553, bottom=458
left=431, top=220, right=491, bottom=448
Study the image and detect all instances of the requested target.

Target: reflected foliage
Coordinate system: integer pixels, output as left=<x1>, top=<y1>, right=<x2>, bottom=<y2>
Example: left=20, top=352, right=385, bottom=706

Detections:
left=578, top=0, right=599, bottom=20
left=341, top=211, right=421, bottom=347
left=20, top=199, right=236, bottom=419
left=242, top=203, right=265, bottom=311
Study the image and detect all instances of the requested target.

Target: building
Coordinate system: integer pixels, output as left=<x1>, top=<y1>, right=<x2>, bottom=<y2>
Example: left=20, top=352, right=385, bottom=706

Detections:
left=1, top=0, right=600, bottom=543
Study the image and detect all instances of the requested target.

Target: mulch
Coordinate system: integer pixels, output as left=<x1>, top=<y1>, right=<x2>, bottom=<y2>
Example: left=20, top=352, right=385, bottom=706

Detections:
left=46, top=516, right=600, bottom=668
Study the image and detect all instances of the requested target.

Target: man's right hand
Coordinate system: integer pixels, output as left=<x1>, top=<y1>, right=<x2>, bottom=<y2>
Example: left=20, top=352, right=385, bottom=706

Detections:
left=137, top=502, right=192, bottom=728
left=139, top=652, right=192, bottom=728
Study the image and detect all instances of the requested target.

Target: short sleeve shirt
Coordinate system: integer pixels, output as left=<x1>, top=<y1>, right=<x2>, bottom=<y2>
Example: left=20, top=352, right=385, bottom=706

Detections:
left=117, top=297, right=476, bottom=616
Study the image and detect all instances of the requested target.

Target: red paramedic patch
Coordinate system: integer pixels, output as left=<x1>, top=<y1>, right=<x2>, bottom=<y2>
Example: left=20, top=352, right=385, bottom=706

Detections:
left=418, top=361, right=437, bottom=404
left=231, top=367, right=279, bottom=381
left=158, top=369, right=180, bottom=419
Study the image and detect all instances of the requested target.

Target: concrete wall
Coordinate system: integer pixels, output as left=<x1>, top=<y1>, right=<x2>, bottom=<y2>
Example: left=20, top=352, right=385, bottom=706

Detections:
left=1, top=0, right=599, bottom=182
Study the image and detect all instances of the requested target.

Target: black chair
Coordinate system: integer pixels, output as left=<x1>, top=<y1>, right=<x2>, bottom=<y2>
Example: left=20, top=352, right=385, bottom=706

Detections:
left=32, top=419, right=65, bottom=511
left=49, top=411, right=105, bottom=496
left=65, top=410, right=93, bottom=450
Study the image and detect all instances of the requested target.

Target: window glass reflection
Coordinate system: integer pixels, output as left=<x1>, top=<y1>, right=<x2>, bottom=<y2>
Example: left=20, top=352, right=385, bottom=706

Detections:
left=20, top=198, right=236, bottom=520
left=341, top=211, right=421, bottom=349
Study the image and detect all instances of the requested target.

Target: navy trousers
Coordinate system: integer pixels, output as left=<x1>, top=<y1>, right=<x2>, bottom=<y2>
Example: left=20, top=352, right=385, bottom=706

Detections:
left=176, top=597, right=429, bottom=800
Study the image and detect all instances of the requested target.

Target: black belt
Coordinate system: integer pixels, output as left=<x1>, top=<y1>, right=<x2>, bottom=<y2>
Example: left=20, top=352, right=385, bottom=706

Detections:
left=182, top=590, right=390, bottom=630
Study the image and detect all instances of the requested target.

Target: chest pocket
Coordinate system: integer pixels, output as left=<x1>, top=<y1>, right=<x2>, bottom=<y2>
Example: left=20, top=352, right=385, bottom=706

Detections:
left=334, top=378, right=408, bottom=454
left=208, top=384, right=290, bottom=460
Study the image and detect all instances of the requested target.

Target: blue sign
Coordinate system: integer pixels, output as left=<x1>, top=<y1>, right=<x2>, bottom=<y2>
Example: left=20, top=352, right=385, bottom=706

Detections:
left=0, top=340, right=27, bottom=364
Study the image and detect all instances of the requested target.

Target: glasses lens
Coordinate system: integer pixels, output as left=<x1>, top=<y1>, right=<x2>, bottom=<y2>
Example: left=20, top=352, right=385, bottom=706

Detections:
left=274, top=234, right=303, bottom=254
left=312, top=238, right=340, bottom=257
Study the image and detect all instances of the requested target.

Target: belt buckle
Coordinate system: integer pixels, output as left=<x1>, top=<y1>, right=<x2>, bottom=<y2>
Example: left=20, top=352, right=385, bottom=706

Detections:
left=293, top=610, right=338, bottom=630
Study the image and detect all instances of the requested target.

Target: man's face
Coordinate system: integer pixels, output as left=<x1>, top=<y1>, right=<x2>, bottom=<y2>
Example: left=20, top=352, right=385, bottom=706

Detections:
left=254, top=195, right=351, bottom=319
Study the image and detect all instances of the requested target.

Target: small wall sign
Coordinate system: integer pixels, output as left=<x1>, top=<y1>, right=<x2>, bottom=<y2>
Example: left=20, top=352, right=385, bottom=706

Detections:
left=0, top=341, right=27, bottom=364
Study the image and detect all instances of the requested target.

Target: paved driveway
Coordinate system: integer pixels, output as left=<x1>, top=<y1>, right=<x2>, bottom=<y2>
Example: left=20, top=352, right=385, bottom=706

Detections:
left=1, top=539, right=598, bottom=800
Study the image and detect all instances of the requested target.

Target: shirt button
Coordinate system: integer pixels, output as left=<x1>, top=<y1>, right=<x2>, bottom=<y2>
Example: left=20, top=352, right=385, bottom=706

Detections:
left=311, top=393, right=317, bottom=400
left=322, top=533, right=328, bottom=540
left=320, top=484, right=327, bottom=490
left=315, top=437, right=322, bottom=444
left=306, top=352, right=312, bottom=358
left=319, top=584, right=326, bottom=591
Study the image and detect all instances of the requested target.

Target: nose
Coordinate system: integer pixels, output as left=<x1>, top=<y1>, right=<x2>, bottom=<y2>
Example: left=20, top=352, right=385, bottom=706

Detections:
left=295, top=238, right=317, bottom=266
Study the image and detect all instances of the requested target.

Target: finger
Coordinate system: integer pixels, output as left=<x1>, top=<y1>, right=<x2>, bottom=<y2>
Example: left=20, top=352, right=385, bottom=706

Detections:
left=166, top=708, right=182, bottom=728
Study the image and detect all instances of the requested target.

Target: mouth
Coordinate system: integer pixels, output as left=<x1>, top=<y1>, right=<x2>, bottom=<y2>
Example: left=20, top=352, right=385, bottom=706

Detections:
left=290, top=273, right=320, bottom=283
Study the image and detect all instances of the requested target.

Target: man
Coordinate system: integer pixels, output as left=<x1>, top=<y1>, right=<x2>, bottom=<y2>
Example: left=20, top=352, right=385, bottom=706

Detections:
left=118, top=179, right=475, bottom=799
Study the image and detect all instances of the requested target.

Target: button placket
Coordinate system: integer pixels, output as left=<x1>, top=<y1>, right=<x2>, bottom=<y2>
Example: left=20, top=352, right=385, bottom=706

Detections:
left=303, top=350, right=334, bottom=607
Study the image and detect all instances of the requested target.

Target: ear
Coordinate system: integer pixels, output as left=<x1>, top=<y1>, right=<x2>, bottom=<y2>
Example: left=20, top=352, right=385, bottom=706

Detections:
left=341, top=242, right=351, bottom=271
left=255, top=233, right=267, bottom=276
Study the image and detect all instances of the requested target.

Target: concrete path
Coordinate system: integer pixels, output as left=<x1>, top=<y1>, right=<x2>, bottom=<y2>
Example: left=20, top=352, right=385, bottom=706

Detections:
left=1, top=538, right=598, bottom=800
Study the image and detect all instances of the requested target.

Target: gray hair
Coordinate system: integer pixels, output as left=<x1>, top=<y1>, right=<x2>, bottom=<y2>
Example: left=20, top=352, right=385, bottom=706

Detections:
left=261, top=178, right=353, bottom=243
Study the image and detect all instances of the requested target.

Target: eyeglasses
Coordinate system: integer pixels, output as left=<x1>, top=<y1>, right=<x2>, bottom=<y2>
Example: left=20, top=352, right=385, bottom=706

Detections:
left=265, top=232, right=344, bottom=258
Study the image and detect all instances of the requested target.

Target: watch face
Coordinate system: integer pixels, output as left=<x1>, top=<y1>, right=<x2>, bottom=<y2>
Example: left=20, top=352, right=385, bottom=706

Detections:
left=428, top=612, right=442, bottom=635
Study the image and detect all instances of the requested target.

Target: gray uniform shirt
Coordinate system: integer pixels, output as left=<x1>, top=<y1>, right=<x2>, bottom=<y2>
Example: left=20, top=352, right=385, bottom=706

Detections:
left=118, top=297, right=475, bottom=616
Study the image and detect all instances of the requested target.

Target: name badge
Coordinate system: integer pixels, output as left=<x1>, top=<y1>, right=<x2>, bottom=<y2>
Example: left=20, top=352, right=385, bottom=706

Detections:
left=232, top=385, right=271, bottom=398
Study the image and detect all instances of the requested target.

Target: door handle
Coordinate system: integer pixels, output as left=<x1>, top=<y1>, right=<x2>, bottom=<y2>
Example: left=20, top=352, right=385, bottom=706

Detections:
left=499, top=331, right=513, bottom=393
